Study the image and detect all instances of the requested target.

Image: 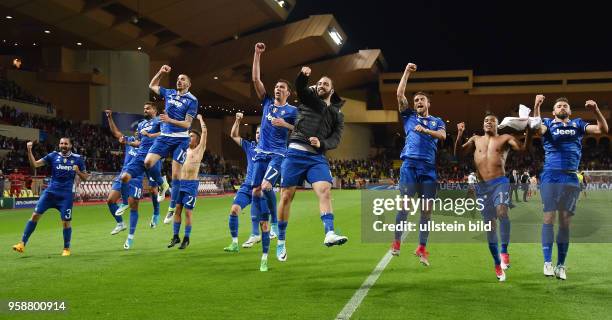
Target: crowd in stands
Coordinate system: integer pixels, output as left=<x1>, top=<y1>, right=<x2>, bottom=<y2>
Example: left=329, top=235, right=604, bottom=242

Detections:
left=0, top=78, right=54, bottom=112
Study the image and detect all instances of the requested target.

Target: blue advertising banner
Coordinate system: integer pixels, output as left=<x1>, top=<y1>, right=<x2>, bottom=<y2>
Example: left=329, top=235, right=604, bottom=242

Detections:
left=101, top=112, right=144, bottom=132
left=14, top=197, right=40, bottom=209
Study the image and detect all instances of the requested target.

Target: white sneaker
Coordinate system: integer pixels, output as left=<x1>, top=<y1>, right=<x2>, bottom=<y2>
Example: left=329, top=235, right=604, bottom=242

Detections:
left=543, top=262, right=554, bottom=277
left=115, top=204, right=129, bottom=216
left=323, top=231, right=348, bottom=247
left=276, top=242, right=287, bottom=262
left=110, top=222, right=126, bottom=235
left=495, top=265, right=506, bottom=282
left=242, top=235, right=261, bottom=248
left=157, top=182, right=170, bottom=202
left=123, top=237, right=133, bottom=250
left=554, top=265, right=567, bottom=280
left=270, top=229, right=277, bottom=239
left=163, top=208, right=175, bottom=224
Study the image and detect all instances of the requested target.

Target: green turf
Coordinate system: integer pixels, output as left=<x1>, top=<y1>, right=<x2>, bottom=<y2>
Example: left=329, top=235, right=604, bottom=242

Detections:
left=1, top=190, right=611, bottom=319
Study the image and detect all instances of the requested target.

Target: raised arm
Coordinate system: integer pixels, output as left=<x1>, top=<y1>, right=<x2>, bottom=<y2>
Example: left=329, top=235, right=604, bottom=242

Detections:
left=508, top=126, right=533, bottom=153
left=104, top=109, right=123, bottom=139
left=533, top=94, right=547, bottom=135
left=398, top=63, right=417, bottom=113
left=26, top=141, right=45, bottom=168
left=585, top=100, right=609, bottom=134
left=149, top=65, right=171, bottom=95
left=252, top=43, right=267, bottom=100
left=295, top=67, right=319, bottom=110
left=196, top=114, right=207, bottom=150
left=230, top=112, right=243, bottom=146
left=453, top=122, right=475, bottom=158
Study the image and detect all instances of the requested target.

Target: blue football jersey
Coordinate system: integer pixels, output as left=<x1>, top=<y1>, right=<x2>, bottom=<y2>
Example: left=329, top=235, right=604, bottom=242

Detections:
left=256, top=95, right=297, bottom=155
left=135, top=117, right=161, bottom=156
left=542, top=118, right=589, bottom=171
left=122, top=136, right=139, bottom=168
left=399, top=108, right=445, bottom=166
left=241, top=139, right=257, bottom=185
left=43, top=151, right=86, bottom=192
left=159, top=87, right=198, bottom=137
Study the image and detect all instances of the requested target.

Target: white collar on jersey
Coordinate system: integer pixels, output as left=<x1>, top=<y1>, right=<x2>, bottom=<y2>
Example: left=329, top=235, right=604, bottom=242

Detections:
left=59, top=151, right=73, bottom=158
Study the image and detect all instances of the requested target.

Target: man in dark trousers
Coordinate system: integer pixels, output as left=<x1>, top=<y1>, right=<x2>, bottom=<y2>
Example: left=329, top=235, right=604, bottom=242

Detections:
left=508, top=169, right=521, bottom=204
left=275, top=66, right=348, bottom=263
left=520, top=170, right=530, bottom=202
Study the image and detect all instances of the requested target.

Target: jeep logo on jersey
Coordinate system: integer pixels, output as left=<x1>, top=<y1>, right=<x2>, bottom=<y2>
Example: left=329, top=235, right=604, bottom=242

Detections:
left=266, top=113, right=273, bottom=121
left=56, top=164, right=74, bottom=171
left=168, top=99, right=184, bottom=108
left=552, top=128, right=576, bottom=136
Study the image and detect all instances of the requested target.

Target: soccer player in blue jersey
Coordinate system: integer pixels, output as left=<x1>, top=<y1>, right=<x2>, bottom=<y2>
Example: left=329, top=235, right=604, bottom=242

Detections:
left=534, top=94, right=608, bottom=280
left=167, top=114, right=206, bottom=250
left=147, top=65, right=198, bottom=224
left=391, top=63, right=446, bottom=266
left=117, top=103, right=162, bottom=217
left=252, top=43, right=298, bottom=271
left=454, top=114, right=533, bottom=281
left=105, top=110, right=162, bottom=234
left=224, top=113, right=261, bottom=252
left=12, top=138, right=88, bottom=256
left=276, top=66, right=348, bottom=264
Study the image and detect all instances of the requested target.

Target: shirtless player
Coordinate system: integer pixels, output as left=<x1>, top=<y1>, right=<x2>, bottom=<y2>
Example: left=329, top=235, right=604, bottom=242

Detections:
left=454, top=113, right=533, bottom=281
left=167, top=114, right=207, bottom=250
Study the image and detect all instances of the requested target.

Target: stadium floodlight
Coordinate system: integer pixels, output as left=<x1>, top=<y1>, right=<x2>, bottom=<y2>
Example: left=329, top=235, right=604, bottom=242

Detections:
left=44, top=30, right=50, bottom=34
left=274, top=0, right=286, bottom=8
left=328, top=27, right=343, bottom=46
left=6, top=15, right=13, bottom=19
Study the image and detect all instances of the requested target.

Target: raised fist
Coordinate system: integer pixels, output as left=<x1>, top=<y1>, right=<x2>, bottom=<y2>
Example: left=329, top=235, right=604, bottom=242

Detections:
left=457, top=122, right=465, bottom=132
left=196, top=114, right=203, bottom=121
left=535, top=94, right=545, bottom=107
left=585, top=100, right=598, bottom=111
left=104, top=109, right=112, bottom=117
left=301, top=66, right=311, bottom=77
left=406, top=63, right=417, bottom=72
left=160, top=65, right=171, bottom=73
left=255, top=42, right=266, bottom=53
left=236, top=112, right=244, bottom=120
left=27, top=141, right=33, bottom=149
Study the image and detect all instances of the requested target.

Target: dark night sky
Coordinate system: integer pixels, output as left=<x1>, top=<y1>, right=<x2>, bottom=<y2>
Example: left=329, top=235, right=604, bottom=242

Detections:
left=288, top=0, right=612, bottom=74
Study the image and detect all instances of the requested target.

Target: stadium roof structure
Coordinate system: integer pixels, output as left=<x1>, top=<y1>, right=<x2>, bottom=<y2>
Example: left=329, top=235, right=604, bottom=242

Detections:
left=0, top=0, right=386, bottom=112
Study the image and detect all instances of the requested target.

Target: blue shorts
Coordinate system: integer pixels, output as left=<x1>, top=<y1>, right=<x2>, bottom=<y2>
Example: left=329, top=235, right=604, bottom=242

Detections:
left=177, top=180, right=199, bottom=210
left=252, top=152, right=284, bottom=187
left=111, top=174, right=144, bottom=200
left=232, top=184, right=253, bottom=209
left=148, top=135, right=190, bottom=165
left=399, top=159, right=437, bottom=199
left=476, top=176, right=510, bottom=220
left=540, top=170, right=580, bottom=214
left=34, top=189, right=74, bottom=221
left=280, top=148, right=333, bottom=188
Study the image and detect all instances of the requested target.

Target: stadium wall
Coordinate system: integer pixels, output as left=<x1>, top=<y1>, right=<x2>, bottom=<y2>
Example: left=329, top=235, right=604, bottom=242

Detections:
left=0, top=99, right=56, bottom=117
left=0, top=125, right=39, bottom=141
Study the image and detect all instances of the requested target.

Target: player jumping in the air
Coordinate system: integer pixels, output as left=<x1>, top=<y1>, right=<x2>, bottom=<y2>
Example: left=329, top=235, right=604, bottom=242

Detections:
left=454, top=114, right=533, bottom=281
left=13, top=138, right=88, bottom=256
left=276, top=65, right=348, bottom=267
left=251, top=42, right=297, bottom=271
left=105, top=109, right=162, bottom=234
left=224, top=113, right=262, bottom=252
left=534, top=94, right=608, bottom=280
left=391, top=63, right=446, bottom=266
left=167, top=114, right=207, bottom=250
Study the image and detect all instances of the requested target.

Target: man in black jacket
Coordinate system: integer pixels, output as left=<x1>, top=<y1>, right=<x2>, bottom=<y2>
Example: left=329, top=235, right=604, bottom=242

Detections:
left=275, top=66, right=348, bottom=262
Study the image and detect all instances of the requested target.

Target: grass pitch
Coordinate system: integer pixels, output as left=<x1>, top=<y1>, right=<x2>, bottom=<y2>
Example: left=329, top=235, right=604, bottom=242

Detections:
left=1, top=190, right=611, bottom=319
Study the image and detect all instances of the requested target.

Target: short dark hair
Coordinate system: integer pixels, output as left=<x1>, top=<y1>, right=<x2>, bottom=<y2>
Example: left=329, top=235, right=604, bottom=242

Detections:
left=276, top=79, right=293, bottom=92
left=60, top=137, right=72, bottom=145
left=145, top=101, right=159, bottom=112
left=189, top=130, right=201, bottom=139
left=555, top=97, right=569, bottom=104
left=179, top=74, right=191, bottom=83
left=413, top=91, right=431, bottom=102
left=484, top=111, right=498, bottom=121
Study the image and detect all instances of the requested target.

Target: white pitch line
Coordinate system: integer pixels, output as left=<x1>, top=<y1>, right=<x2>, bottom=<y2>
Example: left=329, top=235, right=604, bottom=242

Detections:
left=335, top=233, right=408, bottom=320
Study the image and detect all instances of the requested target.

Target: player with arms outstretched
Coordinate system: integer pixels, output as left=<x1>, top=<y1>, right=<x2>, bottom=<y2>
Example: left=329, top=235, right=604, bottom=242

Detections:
left=251, top=42, right=297, bottom=271
left=224, top=113, right=262, bottom=252
left=454, top=114, right=533, bottom=281
left=13, top=138, right=88, bottom=256
left=167, top=114, right=207, bottom=250
left=534, top=94, right=608, bottom=280
left=391, top=62, right=446, bottom=266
